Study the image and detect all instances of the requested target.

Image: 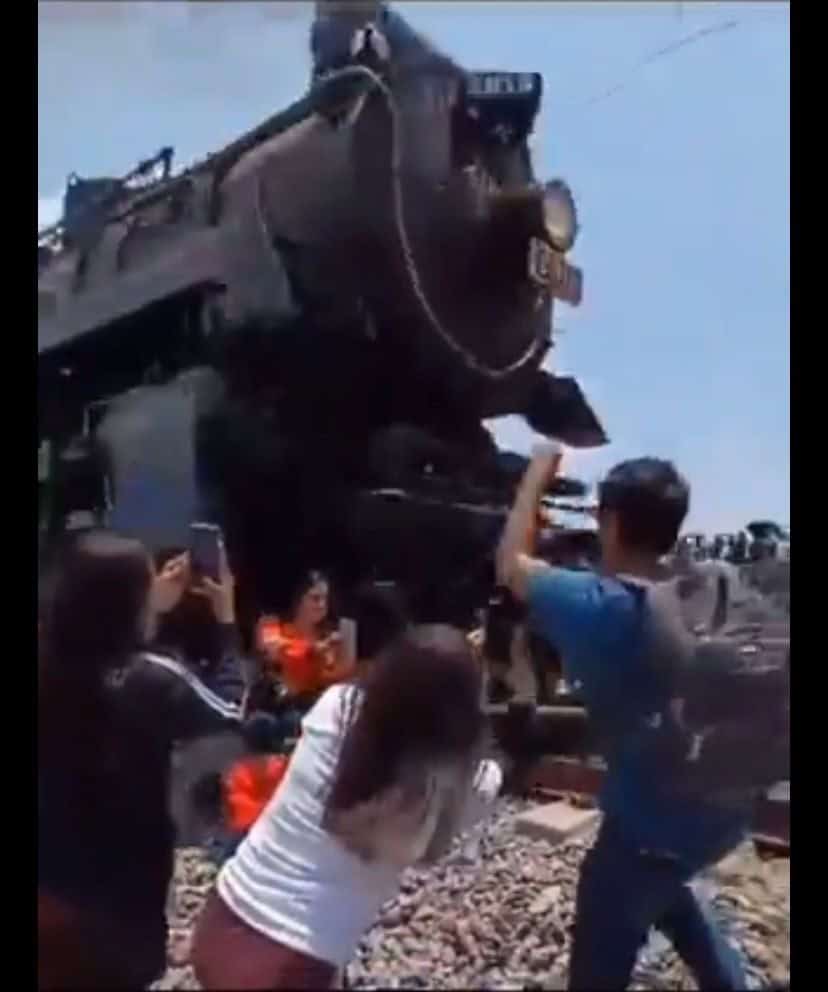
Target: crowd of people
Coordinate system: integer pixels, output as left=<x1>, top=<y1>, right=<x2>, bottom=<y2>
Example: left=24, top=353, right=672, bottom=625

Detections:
left=678, top=524, right=790, bottom=565
left=37, top=445, right=777, bottom=990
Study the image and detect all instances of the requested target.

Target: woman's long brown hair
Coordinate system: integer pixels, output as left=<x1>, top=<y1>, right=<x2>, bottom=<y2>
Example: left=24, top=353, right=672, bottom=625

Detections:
left=38, top=531, right=152, bottom=775
left=325, top=624, right=485, bottom=816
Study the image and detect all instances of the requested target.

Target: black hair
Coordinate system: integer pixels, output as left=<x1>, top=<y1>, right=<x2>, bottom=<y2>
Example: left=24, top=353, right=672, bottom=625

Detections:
left=39, top=531, right=152, bottom=772
left=287, top=569, right=330, bottom=620
left=352, top=581, right=409, bottom=661
left=241, top=712, right=284, bottom=754
left=598, top=458, right=689, bottom=556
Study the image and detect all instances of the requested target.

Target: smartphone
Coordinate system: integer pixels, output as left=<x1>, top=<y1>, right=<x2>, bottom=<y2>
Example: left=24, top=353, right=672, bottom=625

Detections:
left=338, top=617, right=357, bottom=664
left=189, top=522, right=223, bottom=583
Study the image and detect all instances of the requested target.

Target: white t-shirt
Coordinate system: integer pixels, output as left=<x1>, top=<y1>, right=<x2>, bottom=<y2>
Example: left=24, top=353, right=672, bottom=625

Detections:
left=217, top=683, right=502, bottom=967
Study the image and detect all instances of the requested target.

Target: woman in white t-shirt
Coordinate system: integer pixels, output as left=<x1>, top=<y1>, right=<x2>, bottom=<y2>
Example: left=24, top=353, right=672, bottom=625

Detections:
left=192, top=623, right=503, bottom=989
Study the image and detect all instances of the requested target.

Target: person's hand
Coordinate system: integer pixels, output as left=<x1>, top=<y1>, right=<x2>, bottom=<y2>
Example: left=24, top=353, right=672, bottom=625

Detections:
left=195, top=540, right=236, bottom=625
left=528, top=441, right=564, bottom=487
left=537, top=505, right=555, bottom=528
left=152, top=553, right=191, bottom=615
left=257, top=621, right=287, bottom=666
left=317, top=632, right=343, bottom=671
left=466, top=628, right=484, bottom=653
left=318, top=631, right=343, bottom=652
left=262, top=633, right=287, bottom=658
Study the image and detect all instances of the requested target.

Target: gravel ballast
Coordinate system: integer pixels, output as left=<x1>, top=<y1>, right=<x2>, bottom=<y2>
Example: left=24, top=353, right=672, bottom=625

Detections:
left=154, top=799, right=789, bottom=990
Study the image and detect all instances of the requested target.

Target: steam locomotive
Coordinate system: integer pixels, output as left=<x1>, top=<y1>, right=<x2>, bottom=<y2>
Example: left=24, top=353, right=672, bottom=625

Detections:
left=38, top=1, right=607, bottom=628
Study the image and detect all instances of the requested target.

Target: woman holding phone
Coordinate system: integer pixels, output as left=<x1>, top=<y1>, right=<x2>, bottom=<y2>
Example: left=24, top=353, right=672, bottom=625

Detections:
left=151, top=524, right=254, bottom=706
left=38, top=532, right=244, bottom=989
left=256, top=570, right=357, bottom=711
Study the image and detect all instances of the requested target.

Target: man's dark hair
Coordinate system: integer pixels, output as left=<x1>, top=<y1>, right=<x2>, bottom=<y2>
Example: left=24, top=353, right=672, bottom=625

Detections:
left=598, top=458, right=689, bottom=556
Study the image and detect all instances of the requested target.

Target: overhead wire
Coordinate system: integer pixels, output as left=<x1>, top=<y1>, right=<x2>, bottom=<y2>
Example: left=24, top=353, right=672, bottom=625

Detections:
left=563, top=17, right=740, bottom=114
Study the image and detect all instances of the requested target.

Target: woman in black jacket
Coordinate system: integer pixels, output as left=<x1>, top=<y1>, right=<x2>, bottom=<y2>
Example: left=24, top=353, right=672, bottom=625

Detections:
left=38, top=531, right=244, bottom=989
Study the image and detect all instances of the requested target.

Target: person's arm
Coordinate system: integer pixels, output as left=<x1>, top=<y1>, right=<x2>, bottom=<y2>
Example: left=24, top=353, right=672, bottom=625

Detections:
left=496, top=443, right=563, bottom=603
left=139, top=650, right=244, bottom=741
left=319, top=655, right=356, bottom=689
left=456, top=758, right=504, bottom=833
left=208, top=622, right=256, bottom=713
left=316, top=627, right=357, bottom=688
left=497, top=446, right=625, bottom=690
left=266, top=634, right=319, bottom=697
left=421, top=759, right=504, bottom=863
left=257, top=620, right=287, bottom=680
left=136, top=542, right=245, bottom=737
left=150, top=552, right=190, bottom=616
left=193, top=541, right=255, bottom=711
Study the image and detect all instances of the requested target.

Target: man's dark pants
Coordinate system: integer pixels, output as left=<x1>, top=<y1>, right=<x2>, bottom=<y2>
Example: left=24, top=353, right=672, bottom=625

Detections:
left=568, top=818, right=747, bottom=990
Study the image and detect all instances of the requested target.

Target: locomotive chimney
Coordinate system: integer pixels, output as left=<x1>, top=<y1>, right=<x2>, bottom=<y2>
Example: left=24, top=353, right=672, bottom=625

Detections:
left=311, top=1, right=388, bottom=77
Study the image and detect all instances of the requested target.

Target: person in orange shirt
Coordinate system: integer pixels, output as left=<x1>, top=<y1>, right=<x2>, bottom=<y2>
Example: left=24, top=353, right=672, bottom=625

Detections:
left=224, top=714, right=290, bottom=839
left=256, top=570, right=356, bottom=709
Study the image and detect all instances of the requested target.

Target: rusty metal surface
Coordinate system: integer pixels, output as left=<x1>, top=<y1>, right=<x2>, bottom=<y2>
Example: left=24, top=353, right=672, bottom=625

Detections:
left=528, top=757, right=606, bottom=798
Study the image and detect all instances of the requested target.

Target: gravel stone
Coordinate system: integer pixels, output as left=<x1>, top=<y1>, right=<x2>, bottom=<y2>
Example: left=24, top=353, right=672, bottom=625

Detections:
left=154, top=804, right=789, bottom=990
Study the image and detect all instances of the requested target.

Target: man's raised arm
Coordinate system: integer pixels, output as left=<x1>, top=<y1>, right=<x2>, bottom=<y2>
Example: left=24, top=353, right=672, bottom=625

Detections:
left=496, top=443, right=563, bottom=602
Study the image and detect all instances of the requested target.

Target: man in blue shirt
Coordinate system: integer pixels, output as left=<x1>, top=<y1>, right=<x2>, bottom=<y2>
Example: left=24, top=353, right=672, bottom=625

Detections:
left=497, top=445, right=748, bottom=990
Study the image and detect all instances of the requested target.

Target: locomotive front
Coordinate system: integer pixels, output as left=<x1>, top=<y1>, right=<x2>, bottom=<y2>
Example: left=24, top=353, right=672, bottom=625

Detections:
left=306, top=3, right=585, bottom=424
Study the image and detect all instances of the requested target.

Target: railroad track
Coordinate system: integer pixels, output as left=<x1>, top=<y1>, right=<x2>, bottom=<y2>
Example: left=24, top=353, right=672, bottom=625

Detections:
left=524, top=756, right=790, bottom=857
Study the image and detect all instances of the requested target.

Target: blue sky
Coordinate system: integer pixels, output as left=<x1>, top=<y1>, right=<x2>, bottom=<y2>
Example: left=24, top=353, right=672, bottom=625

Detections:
left=38, top=2, right=789, bottom=532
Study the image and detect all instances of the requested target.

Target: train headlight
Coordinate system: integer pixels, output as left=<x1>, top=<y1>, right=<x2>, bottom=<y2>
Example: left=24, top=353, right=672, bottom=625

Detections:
left=542, top=179, right=578, bottom=253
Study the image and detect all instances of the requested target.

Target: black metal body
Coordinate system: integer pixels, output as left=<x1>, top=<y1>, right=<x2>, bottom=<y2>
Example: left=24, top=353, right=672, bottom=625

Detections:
left=38, top=2, right=608, bottom=631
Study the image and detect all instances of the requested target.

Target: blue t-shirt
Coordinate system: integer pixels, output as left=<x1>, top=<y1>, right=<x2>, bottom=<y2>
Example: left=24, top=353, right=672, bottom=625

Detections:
left=526, top=566, right=747, bottom=870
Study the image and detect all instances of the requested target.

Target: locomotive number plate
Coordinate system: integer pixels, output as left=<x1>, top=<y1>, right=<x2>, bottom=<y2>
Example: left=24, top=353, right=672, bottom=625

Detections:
left=466, top=72, right=540, bottom=99
left=528, top=239, right=583, bottom=306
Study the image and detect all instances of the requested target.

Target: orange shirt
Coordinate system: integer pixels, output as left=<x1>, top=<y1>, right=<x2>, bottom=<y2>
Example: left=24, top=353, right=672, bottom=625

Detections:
left=224, top=755, right=289, bottom=833
left=256, top=617, right=355, bottom=698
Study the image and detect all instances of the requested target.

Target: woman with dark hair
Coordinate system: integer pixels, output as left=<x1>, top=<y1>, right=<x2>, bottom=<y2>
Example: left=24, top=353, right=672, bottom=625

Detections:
left=38, top=532, right=244, bottom=989
left=256, top=569, right=356, bottom=710
left=193, top=625, right=502, bottom=990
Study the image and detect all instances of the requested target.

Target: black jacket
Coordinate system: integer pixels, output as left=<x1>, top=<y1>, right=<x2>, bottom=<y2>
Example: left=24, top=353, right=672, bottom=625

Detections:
left=38, top=648, right=243, bottom=986
left=152, top=621, right=253, bottom=705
